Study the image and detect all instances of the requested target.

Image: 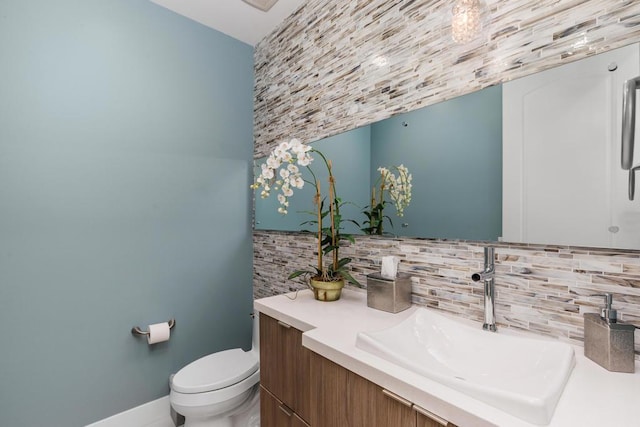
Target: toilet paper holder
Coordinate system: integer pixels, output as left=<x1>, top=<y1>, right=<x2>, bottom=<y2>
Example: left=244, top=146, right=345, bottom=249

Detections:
left=131, top=319, right=175, bottom=336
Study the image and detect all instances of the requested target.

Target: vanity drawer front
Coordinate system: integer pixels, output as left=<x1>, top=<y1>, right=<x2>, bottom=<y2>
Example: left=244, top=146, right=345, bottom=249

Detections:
left=310, top=351, right=416, bottom=427
left=260, top=385, right=297, bottom=427
left=259, top=313, right=311, bottom=422
left=309, top=350, right=459, bottom=427
left=415, top=405, right=458, bottom=427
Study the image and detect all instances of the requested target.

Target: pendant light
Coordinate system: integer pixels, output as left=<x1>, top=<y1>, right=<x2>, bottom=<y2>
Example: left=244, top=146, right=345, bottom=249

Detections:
left=451, top=0, right=488, bottom=44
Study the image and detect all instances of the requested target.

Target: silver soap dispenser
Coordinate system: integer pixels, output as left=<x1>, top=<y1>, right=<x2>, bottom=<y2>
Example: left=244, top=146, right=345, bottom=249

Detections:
left=584, top=293, right=636, bottom=373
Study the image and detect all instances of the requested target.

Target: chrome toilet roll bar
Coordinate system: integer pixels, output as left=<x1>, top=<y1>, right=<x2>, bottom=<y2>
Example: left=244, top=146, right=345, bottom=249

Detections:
left=131, top=318, right=176, bottom=336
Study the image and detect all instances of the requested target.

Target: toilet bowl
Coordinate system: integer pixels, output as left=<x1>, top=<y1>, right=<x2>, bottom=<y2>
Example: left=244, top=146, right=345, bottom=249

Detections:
left=169, top=313, right=260, bottom=427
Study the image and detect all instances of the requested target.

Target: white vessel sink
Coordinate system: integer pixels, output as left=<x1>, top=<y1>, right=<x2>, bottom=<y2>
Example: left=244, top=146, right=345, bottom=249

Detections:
left=355, top=308, right=575, bottom=425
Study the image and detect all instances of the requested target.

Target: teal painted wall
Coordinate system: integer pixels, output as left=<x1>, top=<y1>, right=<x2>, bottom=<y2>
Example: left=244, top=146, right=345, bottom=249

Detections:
left=371, top=85, right=502, bottom=240
left=0, top=1, right=254, bottom=426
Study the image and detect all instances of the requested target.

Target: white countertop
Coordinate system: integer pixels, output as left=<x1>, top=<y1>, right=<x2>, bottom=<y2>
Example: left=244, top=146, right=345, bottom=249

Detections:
left=255, top=288, right=640, bottom=427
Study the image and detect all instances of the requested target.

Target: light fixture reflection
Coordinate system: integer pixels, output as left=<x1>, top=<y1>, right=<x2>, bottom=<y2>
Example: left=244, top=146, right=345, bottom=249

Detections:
left=372, top=55, right=388, bottom=67
left=451, top=0, right=486, bottom=44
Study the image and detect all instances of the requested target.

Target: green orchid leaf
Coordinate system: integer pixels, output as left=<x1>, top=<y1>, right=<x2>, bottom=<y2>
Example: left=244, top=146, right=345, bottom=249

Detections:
left=336, top=257, right=352, bottom=268
left=288, top=270, right=309, bottom=279
left=336, top=268, right=361, bottom=287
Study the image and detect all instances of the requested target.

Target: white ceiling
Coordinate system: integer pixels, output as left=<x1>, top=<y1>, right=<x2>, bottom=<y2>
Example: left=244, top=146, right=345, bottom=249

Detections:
left=150, top=0, right=304, bottom=46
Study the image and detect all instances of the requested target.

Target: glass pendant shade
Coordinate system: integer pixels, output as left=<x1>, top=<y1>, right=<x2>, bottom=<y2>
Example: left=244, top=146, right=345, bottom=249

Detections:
left=451, top=0, right=486, bottom=44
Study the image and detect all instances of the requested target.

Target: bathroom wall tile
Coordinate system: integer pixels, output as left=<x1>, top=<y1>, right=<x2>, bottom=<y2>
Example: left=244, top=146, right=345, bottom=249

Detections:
left=253, top=0, right=640, bottom=360
left=254, top=231, right=640, bottom=359
left=254, top=1, right=640, bottom=157
left=500, top=274, right=531, bottom=289
left=578, top=259, right=623, bottom=273
left=591, top=273, right=640, bottom=291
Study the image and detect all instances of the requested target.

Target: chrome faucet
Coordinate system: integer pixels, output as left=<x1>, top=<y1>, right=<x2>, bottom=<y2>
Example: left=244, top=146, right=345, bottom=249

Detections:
left=471, top=247, right=496, bottom=332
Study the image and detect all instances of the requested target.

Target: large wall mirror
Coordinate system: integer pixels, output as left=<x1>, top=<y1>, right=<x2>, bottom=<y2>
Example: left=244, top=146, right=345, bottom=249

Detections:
left=255, top=42, right=640, bottom=250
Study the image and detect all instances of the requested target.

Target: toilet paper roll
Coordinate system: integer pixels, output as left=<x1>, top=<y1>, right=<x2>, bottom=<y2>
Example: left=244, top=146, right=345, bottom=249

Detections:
left=147, top=322, right=171, bottom=345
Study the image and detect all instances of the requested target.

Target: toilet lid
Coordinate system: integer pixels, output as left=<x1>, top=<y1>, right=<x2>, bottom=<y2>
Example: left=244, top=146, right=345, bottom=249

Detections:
left=172, top=348, right=259, bottom=394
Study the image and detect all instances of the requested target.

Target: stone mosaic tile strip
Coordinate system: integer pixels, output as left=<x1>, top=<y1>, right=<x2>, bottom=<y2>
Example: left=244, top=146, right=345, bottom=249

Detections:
left=254, top=0, right=640, bottom=157
left=252, top=0, right=640, bottom=360
left=254, top=231, right=640, bottom=358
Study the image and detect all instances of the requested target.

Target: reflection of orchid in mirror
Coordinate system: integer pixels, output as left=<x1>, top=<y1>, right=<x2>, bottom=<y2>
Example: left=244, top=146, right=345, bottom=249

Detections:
left=362, top=165, right=412, bottom=235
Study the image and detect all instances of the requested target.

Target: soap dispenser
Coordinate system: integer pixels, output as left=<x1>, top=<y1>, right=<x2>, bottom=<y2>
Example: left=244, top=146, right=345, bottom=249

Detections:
left=584, top=294, right=635, bottom=373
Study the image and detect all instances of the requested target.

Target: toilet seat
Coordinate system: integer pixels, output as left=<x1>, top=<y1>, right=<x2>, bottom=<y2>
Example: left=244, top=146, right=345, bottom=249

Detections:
left=172, top=348, right=259, bottom=394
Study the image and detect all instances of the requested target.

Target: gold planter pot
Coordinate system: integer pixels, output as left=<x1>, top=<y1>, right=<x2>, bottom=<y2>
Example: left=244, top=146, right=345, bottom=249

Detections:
left=310, top=278, right=345, bottom=302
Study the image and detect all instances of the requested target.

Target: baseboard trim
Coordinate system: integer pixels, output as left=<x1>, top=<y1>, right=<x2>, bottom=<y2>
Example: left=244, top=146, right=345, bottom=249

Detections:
left=85, top=395, right=172, bottom=427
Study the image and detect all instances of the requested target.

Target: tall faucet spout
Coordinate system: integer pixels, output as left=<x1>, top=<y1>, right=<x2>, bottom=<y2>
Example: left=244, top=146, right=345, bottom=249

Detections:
left=482, top=276, right=497, bottom=332
left=471, top=268, right=494, bottom=282
left=472, top=247, right=497, bottom=332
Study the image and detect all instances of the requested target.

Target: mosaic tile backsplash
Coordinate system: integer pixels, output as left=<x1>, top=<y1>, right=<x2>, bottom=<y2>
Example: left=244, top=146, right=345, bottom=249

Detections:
left=252, top=0, right=640, bottom=358
left=254, top=231, right=640, bottom=358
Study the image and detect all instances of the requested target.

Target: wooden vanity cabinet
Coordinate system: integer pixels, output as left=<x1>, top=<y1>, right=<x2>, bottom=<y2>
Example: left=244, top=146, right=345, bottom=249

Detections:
left=416, top=410, right=457, bottom=427
left=259, top=313, right=311, bottom=426
left=260, top=312, right=457, bottom=427
left=309, top=352, right=458, bottom=427
left=309, top=352, right=413, bottom=427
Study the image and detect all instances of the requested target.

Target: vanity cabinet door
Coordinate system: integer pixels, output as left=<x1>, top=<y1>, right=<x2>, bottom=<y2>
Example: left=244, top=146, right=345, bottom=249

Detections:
left=347, top=371, right=381, bottom=427
left=295, top=343, right=311, bottom=421
left=292, top=413, right=311, bottom=427
left=259, top=313, right=311, bottom=423
left=310, top=351, right=416, bottom=427
left=415, top=406, right=458, bottom=427
left=377, top=388, right=416, bottom=427
left=309, top=351, right=349, bottom=427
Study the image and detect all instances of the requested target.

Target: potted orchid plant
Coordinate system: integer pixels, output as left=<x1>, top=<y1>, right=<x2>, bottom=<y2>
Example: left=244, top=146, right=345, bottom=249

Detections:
left=251, top=138, right=359, bottom=301
left=361, top=165, right=412, bottom=235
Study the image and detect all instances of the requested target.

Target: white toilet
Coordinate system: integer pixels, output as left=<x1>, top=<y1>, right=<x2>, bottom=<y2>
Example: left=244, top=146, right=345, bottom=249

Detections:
left=169, top=312, right=260, bottom=427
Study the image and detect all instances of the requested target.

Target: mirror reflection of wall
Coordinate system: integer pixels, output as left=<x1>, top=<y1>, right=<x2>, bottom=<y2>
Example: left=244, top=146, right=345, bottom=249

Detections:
left=254, top=86, right=502, bottom=239
left=371, top=85, right=502, bottom=240
left=503, top=42, right=640, bottom=250
left=254, top=42, right=640, bottom=250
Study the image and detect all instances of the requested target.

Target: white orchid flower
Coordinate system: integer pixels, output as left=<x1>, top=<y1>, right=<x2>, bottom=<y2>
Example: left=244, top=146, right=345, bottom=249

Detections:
left=282, top=185, right=293, bottom=197
left=297, top=154, right=312, bottom=167
left=251, top=138, right=316, bottom=215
